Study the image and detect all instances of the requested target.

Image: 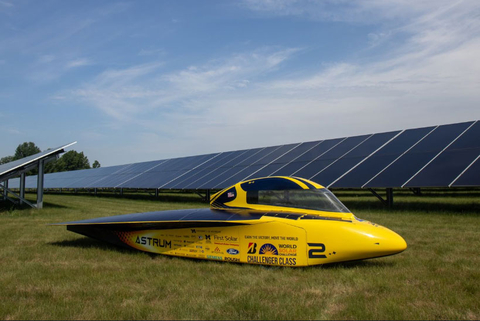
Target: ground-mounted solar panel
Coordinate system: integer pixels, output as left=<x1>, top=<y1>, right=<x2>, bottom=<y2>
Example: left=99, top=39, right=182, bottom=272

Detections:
left=271, top=139, right=343, bottom=177
left=156, top=153, right=221, bottom=188
left=364, top=121, right=474, bottom=188
left=0, top=142, right=76, bottom=180
left=294, top=135, right=371, bottom=179
left=6, top=121, right=479, bottom=193
left=177, top=150, right=249, bottom=189
left=331, top=126, right=436, bottom=188
left=190, top=148, right=266, bottom=189
left=311, top=131, right=401, bottom=187
left=403, top=121, right=480, bottom=187
left=164, top=152, right=234, bottom=189
left=201, top=146, right=284, bottom=189
left=64, top=165, right=130, bottom=188
left=450, top=155, right=480, bottom=187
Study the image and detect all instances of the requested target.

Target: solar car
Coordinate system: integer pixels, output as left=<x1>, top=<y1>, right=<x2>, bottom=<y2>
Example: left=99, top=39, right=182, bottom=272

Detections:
left=54, top=176, right=407, bottom=267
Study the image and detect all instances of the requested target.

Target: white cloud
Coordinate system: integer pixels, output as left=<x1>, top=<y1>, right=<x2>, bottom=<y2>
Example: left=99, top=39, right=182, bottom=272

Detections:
left=66, top=1, right=480, bottom=164
left=0, top=1, right=13, bottom=8
left=65, top=58, right=92, bottom=69
left=38, top=55, right=55, bottom=63
left=71, top=48, right=300, bottom=123
left=138, top=48, right=166, bottom=56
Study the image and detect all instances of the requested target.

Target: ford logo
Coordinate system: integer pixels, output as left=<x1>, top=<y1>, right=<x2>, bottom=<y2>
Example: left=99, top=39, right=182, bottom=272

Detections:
left=226, top=248, right=239, bottom=255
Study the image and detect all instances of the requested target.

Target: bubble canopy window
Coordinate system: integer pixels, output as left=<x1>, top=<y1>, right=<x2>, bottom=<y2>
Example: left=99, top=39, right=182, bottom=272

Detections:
left=246, top=188, right=350, bottom=213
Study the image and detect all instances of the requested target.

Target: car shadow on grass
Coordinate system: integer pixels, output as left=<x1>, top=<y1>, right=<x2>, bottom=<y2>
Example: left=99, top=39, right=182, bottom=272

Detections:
left=49, top=237, right=140, bottom=255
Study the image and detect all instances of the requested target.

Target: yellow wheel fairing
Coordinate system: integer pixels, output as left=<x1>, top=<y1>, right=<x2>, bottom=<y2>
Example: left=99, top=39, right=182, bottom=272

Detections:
left=57, top=176, right=407, bottom=267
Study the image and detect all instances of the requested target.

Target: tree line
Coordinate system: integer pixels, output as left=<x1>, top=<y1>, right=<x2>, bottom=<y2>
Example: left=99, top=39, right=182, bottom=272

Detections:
left=0, top=142, right=100, bottom=173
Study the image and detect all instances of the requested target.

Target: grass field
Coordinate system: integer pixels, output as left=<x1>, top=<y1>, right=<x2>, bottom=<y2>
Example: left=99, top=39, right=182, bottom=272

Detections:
left=0, top=189, right=479, bottom=320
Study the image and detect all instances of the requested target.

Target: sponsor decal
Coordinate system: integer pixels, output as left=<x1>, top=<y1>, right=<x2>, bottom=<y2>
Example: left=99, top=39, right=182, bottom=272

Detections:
left=198, top=235, right=203, bottom=240
left=247, top=256, right=296, bottom=266
left=191, top=229, right=196, bottom=233
left=259, top=243, right=278, bottom=255
left=247, top=242, right=257, bottom=254
left=206, top=255, right=222, bottom=260
left=213, top=247, right=221, bottom=252
left=278, top=244, right=297, bottom=256
left=196, top=245, right=203, bottom=249
left=279, top=244, right=297, bottom=249
left=213, top=242, right=239, bottom=247
left=226, top=248, right=239, bottom=255
left=308, top=243, right=327, bottom=259
left=224, top=257, right=240, bottom=262
left=135, top=236, right=172, bottom=248
left=205, top=235, right=211, bottom=240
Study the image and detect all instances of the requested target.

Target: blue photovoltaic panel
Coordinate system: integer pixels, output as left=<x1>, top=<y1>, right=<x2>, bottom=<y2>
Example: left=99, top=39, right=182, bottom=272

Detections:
left=365, top=121, right=474, bottom=188
left=235, top=146, right=279, bottom=167
left=157, top=153, right=221, bottom=188
left=294, top=135, right=371, bottom=179
left=271, top=139, right=343, bottom=177
left=201, top=146, right=283, bottom=189
left=451, top=156, right=480, bottom=187
left=109, top=161, right=168, bottom=188
left=271, top=141, right=320, bottom=164
left=228, top=144, right=301, bottom=183
left=6, top=121, right=480, bottom=191
left=179, top=150, right=250, bottom=189
left=404, top=121, right=480, bottom=187
left=162, top=152, right=230, bottom=189
left=192, top=148, right=267, bottom=189
left=66, top=165, right=130, bottom=188
left=312, top=131, right=400, bottom=187
left=120, top=154, right=217, bottom=189
left=0, top=142, right=76, bottom=180
left=242, top=142, right=317, bottom=179
left=331, top=126, right=435, bottom=188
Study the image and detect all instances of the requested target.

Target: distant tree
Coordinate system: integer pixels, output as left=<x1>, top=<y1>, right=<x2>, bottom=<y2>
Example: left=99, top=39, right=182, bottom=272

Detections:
left=13, top=142, right=41, bottom=160
left=54, top=151, right=91, bottom=172
left=92, top=160, right=101, bottom=168
left=0, top=155, right=14, bottom=165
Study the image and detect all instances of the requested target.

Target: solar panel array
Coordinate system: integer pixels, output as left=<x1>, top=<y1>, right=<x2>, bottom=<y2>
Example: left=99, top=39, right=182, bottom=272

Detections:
left=0, top=142, right=76, bottom=182
left=8, top=121, right=480, bottom=190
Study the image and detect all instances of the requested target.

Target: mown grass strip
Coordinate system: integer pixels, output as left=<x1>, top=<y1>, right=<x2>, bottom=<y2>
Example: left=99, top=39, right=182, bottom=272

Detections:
left=0, top=190, right=478, bottom=320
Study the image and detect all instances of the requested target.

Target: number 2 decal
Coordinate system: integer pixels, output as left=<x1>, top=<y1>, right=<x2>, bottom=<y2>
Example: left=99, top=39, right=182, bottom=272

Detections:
left=308, top=243, right=327, bottom=259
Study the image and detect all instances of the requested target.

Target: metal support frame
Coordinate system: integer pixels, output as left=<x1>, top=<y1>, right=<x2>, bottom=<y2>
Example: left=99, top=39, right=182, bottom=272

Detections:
left=409, top=187, right=422, bottom=196
left=368, top=188, right=394, bottom=207
left=2, top=180, right=7, bottom=200
left=0, top=181, right=36, bottom=208
left=36, top=159, right=45, bottom=209
left=195, top=189, right=211, bottom=203
left=19, top=173, right=25, bottom=205
left=386, top=188, right=393, bottom=207
left=1, top=157, right=52, bottom=209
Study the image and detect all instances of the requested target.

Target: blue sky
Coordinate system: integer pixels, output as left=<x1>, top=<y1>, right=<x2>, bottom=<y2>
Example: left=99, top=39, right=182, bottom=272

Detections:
left=1, top=0, right=479, bottom=166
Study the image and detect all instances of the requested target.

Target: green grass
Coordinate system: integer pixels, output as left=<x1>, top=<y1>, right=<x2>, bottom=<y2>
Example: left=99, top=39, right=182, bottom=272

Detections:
left=0, top=190, right=479, bottom=320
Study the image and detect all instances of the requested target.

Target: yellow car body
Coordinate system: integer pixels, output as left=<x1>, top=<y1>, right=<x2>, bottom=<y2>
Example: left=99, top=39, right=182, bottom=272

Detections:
left=55, top=176, right=407, bottom=267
